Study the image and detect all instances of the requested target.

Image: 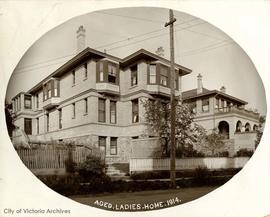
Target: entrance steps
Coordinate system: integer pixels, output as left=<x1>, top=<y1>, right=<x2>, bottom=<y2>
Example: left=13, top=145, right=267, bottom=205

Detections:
left=105, top=163, right=130, bottom=181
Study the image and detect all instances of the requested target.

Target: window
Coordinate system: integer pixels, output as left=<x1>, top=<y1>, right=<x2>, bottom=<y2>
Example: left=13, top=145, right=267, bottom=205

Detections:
left=202, top=98, right=209, bottom=112
left=99, top=136, right=106, bottom=147
left=36, top=118, right=39, bottom=134
left=215, top=98, right=219, bottom=109
left=99, top=136, right=106, bottom=153
left=72, top=70, right=75, bottom=85
left=46, top=113, right=49, bottom=132
left=84, top=63, right=87, bottom=79
left=98, top=98, right=106, bottom=122
left=84, top=98, right=88, bottom=114
left=36, top=94, right=39, bottom=109
left=72, top=103, right=75, bottom=119
left=190, top=102, right=196, bottom=114
left=160, top=65, right=169, bottom=86
left=24, top=118, right=32, bottom=135
left=24, top=95, right=32, bottom=109
left=131, top=65, right=138, bottom=86
left=47, top=81, right=52, bottom=98
left=44, top=84, right=48, bottom=100
left=108, top=63, right=116, bottom=83
left=221, top=99, right=225, bottom=109
left=54, top=80, right=59, bottom=96
left=110, top=137, right=117, bottom=155
left=110, top=101, right=116, bottom=124
left=132, top=99, right=139, bottom=123
left=18, top=96, right=21, bottom=110
left=149, top=64, right=156, bottom=84
left=99, top=62, right=104, bottom=82
left=59, top=109, right=62, bottom=129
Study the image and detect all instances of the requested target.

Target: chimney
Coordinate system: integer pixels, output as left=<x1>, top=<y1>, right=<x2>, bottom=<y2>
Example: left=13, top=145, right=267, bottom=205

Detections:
left=220, top=86, right=226, bottom=93
left=77, top=25, right=86, bottom=53
left=197, top=74, right=203, bottom=94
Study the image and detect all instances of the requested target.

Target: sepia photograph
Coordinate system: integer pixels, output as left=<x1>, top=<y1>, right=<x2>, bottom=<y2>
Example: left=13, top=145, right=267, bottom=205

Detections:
left=3, top=6, right=267, bottom=212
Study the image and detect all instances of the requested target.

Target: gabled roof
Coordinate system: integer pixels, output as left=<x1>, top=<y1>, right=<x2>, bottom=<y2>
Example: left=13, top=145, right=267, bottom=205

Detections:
left=28, top=47, right=192, bottom=94
left=182, top=88, right=248, bottom=105
left=28, top=48, right=121, bottom=94
left=121, top=49, right=192, bottom=75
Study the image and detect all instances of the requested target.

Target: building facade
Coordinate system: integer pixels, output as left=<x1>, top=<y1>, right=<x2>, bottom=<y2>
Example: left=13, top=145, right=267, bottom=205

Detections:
left=10, top=26, right=260, bottom=164
left=182, top=74, right=260, bottom=155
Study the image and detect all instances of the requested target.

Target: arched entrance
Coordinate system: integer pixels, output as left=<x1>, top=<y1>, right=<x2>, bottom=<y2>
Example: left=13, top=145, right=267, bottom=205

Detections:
left=245, top=123, right=251, bottom=132
left=235, top=120, right=242, bottom=133
left=218, top=121, right=230, bottom=139
left=253, top=124, right=258, bottom=131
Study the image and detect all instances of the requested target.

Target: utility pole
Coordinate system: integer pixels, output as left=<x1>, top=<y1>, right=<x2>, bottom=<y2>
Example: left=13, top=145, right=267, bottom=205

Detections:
left=165, top=9, right=177, bottom=189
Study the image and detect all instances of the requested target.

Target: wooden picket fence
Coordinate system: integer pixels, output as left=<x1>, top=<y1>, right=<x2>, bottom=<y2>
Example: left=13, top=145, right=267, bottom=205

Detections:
left=129, top=157, right=250, bottom=173
left=16, top=146, right=104, bottom=175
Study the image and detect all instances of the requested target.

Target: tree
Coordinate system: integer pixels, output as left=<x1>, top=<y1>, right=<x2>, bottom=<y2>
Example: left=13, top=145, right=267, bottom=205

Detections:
left=203, top=128, right=225, bottom=156
left=255, top=115, right=266, bottom=148
left=5, top=100, right=15, bottom=137
left=142, top=98, right=206, bottom=158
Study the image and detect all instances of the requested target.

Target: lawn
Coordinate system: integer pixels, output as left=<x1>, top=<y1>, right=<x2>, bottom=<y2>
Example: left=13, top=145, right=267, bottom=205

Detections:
left=70, top=186, right=217, bottom=211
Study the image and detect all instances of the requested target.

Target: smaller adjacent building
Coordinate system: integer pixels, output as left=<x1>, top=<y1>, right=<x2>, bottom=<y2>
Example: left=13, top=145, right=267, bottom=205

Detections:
left=182, top=74, right=260, bottom=156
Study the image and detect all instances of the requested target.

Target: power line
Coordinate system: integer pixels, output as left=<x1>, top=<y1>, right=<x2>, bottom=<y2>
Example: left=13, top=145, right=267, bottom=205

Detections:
left=16, top=53, right=76, bottom=71
left=182, top=40, right=236, bottom=57
left=14, top=18, right=199, bottom=73
left=107, top=21, right=206, bottom=51
left=95, top=11, right=166, bottom=24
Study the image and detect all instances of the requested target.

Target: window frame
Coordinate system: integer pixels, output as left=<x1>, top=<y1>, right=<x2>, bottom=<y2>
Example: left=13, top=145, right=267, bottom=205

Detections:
left=59, top=109, right=62, bottom=129
left=159, top=65, right=169, bottom=87
left=110, top=137, right=117, bottom=155
left=130, top=65, right=138, bottom=86
left=110, top=100, right=117, bottom=124
left=202, top=98, right=210, bottom=112
left=24, top=95, right=32, bottom=109
left=72, top=103, right=75, bottom=119
left=149, top=64, right=156, bottom=84
left=98, top=98, right=106, bottom=122
left=132, top=99, right=139, bottom=123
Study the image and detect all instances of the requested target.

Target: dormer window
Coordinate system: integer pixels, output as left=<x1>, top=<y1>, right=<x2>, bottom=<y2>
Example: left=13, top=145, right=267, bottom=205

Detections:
left=43, top=79, right=60, bottom=101
left=24, top=95, right=32, bottom=109
left=108, top=63, right=116, bottom=83
left=97, top=60, right=119, bottom=85
left=99, top=62, right=104, bottom=82
left=160, top=65, right=169, bottom=86
left=131, top=65, right=138, bottom=86
left=202, top=98, right=209, bottom=112
left=149, top=64, right=156, bottom=84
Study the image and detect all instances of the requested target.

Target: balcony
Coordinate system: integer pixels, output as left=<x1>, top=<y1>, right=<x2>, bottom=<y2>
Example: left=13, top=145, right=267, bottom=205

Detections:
left=43, top=97, right=61, bottom=109
left=147, top=85, right=180, bottom=97
left=96, top=83, right=120, bottom=95
left=215, top=106, right=260, bottom=119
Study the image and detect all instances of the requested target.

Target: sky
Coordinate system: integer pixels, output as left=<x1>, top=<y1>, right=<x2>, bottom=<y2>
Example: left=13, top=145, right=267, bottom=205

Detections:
left=6, top=7, right=267, bottom=115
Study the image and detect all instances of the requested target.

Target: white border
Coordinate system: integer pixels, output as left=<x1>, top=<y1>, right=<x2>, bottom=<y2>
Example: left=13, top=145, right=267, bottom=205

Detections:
left=0, top=1, right=270, bottom=217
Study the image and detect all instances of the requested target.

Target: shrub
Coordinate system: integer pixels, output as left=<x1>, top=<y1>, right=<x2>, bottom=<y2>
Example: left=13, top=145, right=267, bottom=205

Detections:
left=193, top=166, right=210, bottom=186
left=235, top=148, right=254, bottom=157
left=75, top=155, right=111, bottom=193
